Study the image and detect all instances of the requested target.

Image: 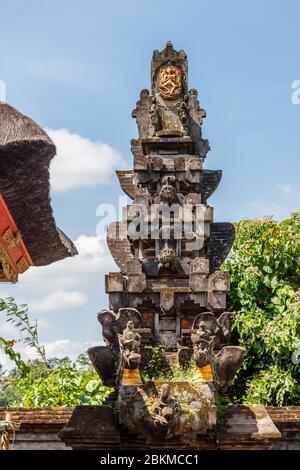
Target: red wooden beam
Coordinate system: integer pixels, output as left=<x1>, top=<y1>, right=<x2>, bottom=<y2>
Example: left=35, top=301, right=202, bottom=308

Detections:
left=0, top=194, right=33, bottom=280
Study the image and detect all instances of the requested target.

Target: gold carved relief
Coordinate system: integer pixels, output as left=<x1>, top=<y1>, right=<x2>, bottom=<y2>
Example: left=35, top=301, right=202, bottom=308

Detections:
left=0, top=245, right=18, bottom=282
left=159, top=66, right=181, bottom=100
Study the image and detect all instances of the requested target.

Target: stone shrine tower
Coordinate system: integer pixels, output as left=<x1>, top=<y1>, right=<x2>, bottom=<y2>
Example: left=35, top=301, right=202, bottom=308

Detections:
left=65, top=42, right=280, bottom=448
left=106, top=41, right=235, bottom=343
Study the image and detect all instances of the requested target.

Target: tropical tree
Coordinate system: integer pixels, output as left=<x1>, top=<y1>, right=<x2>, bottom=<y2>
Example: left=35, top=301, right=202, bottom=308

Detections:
left=224, top=212, right=300, bottom=405
left=0, top=298, right=111, bottom=407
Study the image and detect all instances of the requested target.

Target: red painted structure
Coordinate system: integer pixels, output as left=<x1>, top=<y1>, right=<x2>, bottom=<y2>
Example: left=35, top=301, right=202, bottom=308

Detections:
left=0, top=194, right=33, bottom=281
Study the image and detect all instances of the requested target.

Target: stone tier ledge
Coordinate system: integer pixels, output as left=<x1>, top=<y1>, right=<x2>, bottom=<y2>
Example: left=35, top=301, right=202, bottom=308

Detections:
left=1, top=406, right=299, bottom=450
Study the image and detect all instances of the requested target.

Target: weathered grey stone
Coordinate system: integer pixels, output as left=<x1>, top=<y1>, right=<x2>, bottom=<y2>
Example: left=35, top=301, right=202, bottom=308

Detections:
left=2, top=407, right=293, bottom=450
left=105, top=273, right=124, bottom=292
left=127, top=273, right=146, bottom=293
left=84, top=41, right=279, bottom=447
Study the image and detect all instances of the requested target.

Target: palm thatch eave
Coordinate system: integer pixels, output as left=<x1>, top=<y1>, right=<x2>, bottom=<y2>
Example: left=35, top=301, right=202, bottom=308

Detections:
left=0, top=102, right=77, bottom=266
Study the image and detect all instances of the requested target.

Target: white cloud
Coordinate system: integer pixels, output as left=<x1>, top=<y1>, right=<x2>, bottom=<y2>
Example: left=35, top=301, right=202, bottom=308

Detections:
left=0, top=317, right=16, bottom=337
left=17, top=234, right=116, bottom=293
left=0, top=233, right=115, bottom=368
left=42, top=339, right=95, bottom=359
left=48, top=128, right=123, bottom=192
left=0, top=80, right=6, bottom=103
left=0, top=315, right=50, bottom=340
left=30, top=290, right=88, bottom=314
left=248, top=185, right=300, bottom=220
left=248, top=200, right=283, bottom=217
left=35, top=318, right=51, bottom=331
left=275, top=183, right=294, bottom=195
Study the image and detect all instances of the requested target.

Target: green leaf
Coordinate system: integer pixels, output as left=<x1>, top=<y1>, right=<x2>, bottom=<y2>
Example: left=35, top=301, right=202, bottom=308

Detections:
left=86, top=379, right=99, bottom=393
left=263, top=266, right=272, bottom=274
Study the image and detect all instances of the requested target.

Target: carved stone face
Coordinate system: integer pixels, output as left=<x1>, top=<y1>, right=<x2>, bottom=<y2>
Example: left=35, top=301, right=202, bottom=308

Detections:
left=127, top=320, right=135, bottom=330
left=161, top=383, right=170, bottom=400
left=159, top=66, right=181, bottom=100
left=159, top=247, right=176, bottom=264
left=159, top=184, right=176, bottom=204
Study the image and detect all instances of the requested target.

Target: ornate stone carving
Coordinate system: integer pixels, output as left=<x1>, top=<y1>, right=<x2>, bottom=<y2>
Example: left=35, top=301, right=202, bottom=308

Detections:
left=147, top=383, right=178, bottom=427
left=118, top=381, right=216, bottom=441
left=192, top=320, right=215, bottom=368
left=192, top=311, right=232, bottom=350
left=157, top=176, right=179, bottom=205
left=119, top=320, right=141, bottom=370
left=154, top=96, right=184, bottom=137
left=179, top=95, right=190, bottom=135
left=149, top=97, right=160, bottom=136
left=158, top=246, right=179, bottom=273
left=189, top=312, right=245, bottom=397
left=89, top=42, right=246, bottom=442
left=88, top=308, right=143, bottom=387
left=158, top=66, right=182, bottom=100
left=159, top=183, right=176, bottom=205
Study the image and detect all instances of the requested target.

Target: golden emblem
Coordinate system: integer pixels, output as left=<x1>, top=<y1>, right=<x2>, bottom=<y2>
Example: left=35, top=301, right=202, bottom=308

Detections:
left=159, top=66, right=181, bottom=99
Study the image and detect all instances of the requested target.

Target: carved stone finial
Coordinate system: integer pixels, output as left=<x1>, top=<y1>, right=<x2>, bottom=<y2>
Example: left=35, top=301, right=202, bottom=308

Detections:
left=152, top=41, right=187, bottom=62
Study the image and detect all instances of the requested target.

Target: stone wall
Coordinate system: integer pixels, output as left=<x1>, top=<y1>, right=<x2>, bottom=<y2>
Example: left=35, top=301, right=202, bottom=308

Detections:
left=268, top=407, right=300, bottom=450
left=1, top=407, right=299, bottom=450
left=0, top=408, right=72, bottom=450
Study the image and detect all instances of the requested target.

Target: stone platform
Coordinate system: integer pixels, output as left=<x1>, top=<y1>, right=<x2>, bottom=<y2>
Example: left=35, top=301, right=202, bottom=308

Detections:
left=2, top=406, right=300, bottom=450
left=59, top=404, right=281, bottom=450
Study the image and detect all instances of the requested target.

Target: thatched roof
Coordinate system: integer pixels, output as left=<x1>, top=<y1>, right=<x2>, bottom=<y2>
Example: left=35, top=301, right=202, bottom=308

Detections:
left=0, top=102, right=77, bottom=265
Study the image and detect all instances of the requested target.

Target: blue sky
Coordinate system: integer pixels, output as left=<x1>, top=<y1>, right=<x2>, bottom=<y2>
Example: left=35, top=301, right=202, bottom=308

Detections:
left=0, top=0, right=299, bottom=365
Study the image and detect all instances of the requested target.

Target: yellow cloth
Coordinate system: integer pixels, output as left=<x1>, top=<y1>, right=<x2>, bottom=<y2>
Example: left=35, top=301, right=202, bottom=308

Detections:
left=121, top=368, right=143, bottom=386
left=194, top=364, right=213, bottom=383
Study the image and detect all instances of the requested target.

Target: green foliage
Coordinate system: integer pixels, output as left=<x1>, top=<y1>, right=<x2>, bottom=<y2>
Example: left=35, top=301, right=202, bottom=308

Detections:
left=214, top=393, right=230, bottom=428
left=0, top=298, right=112, bottom=407
left=0, top=356, right=111, bottom=407
left=242, top=365, right=299, bottom=406
left=2, top=213, right=300, bottom=408
left=161, top=365, right=195, bottom=383
left=1, top=297, right=47, bottom=364
left=143, top=343, right=196, bottom=384
left=223, top=212, right=300, bottom=405
left=208, top=393, right=231, bottom=438
left=143, top=343, right=166, bottom=379
left=7, top=361, right=109, bottom=407
left=0, top=337, right=29, bottom=375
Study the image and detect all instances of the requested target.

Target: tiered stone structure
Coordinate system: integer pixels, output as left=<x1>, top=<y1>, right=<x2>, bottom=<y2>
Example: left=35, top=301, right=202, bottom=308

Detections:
left=107, top=42, right=234, bottom=324
left=83, top=42, right=280, bottom=447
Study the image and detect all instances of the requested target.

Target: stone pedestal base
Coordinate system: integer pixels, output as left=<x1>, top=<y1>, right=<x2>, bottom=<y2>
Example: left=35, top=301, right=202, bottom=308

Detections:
left=60, top=404, right=281, bottom=451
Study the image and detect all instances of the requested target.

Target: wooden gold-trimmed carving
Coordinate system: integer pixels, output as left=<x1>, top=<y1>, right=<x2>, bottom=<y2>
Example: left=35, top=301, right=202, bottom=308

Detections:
left=16, top=257, right=29, bottom=273
left=0, top=193, right=33, bottom=281
left=2, top=228, right=18, bottom=249
left=0, top=245, right=18, bottom=282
